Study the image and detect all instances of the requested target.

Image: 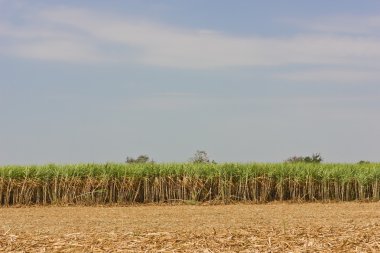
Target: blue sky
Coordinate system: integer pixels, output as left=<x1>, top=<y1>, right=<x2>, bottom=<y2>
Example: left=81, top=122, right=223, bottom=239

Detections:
left=1, top=0, right=379, bottom=164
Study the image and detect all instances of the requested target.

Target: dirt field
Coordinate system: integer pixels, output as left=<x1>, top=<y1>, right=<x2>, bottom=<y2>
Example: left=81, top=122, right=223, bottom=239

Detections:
left=1, top=202, right=379, bottom=252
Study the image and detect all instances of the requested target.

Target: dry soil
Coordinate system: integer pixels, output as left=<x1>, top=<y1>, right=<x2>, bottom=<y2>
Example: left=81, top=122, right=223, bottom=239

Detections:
left=1, top=202, right=380, bottom=252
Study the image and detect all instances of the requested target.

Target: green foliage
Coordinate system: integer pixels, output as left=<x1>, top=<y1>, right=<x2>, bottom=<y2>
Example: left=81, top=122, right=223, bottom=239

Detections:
left=189, top=150, right=216, bottom=164
left=0, top=162, right=379, bottom=205
left=126, top=155, right=154, bottom=164
left=286, top=153, right=323, bottom=163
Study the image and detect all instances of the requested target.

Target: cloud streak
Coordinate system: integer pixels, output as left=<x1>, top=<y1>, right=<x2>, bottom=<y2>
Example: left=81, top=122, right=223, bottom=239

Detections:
left=299, top=15, right=380, bottom=35
left=276, top=68, right=380, bottom=83
left=1, top=6, right=380, bottom=72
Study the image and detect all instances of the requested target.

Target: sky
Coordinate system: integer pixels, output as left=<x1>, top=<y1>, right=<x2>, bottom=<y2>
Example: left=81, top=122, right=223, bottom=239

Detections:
left=0, top=0, right=379, bottom=164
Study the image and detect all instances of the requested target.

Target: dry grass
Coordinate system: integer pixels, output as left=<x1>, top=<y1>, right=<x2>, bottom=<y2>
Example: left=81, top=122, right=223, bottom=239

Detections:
left=1, top=202, right=380, bottom=252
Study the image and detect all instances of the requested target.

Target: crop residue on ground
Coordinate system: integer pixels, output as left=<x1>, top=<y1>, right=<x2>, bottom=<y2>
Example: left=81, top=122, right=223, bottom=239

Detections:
left=1, top=202, right=380, bottom=252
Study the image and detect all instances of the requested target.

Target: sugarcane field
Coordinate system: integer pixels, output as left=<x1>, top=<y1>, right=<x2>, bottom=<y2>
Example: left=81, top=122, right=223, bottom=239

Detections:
left=1, top=163, right=380, bottom=252
left=2, top=0, right=380, bottom=252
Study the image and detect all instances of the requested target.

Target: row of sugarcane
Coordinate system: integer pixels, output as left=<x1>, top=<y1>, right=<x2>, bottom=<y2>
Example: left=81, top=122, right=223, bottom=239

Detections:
left=0, top=163, right=379, bottom=205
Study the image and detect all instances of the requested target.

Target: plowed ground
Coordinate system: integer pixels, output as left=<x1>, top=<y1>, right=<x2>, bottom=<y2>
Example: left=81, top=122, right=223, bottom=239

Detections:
left=1, top=202, right=380, bottom=252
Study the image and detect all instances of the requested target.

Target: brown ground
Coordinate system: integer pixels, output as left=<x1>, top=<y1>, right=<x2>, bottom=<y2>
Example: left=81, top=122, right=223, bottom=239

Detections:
left=0, top=202, right=380, bottom=252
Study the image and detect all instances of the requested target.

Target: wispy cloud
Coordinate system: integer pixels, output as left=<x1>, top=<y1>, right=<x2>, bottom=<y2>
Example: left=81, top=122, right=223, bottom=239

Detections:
left=4, top=39, right=104, bottom=63
left=1, top=6, right=380, bottom=71
left=277, top=68, right=380, bottom=83
left=295, top=15, right=380, bottom=35
left=122, top=92, right=226, bottom=111
left=121, top=91, right=380, bottom=114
